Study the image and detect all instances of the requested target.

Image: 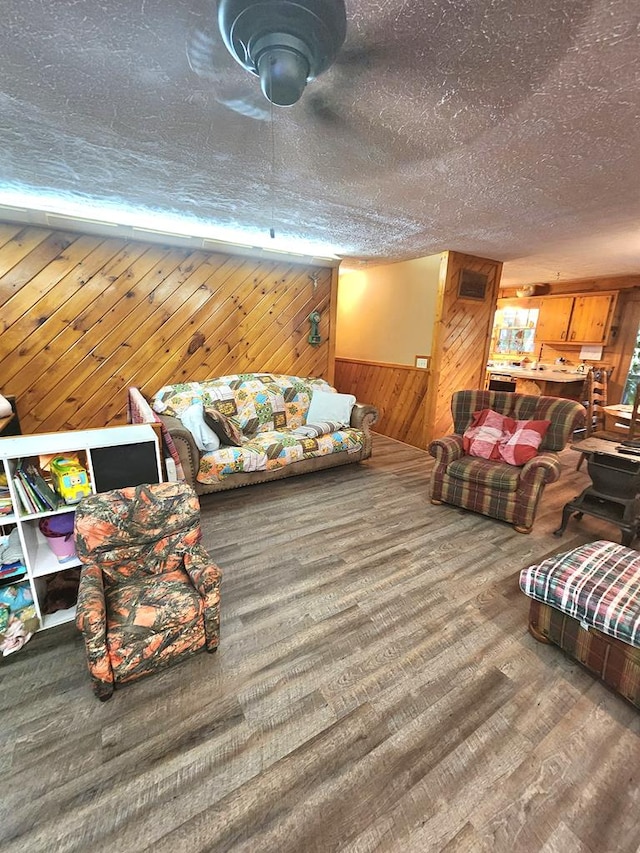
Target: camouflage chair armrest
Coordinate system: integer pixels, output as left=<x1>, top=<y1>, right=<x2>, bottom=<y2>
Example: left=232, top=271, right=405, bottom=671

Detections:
left=75, top=562, right=114, bottom=700
left=184, top=549, right=222, bottom=651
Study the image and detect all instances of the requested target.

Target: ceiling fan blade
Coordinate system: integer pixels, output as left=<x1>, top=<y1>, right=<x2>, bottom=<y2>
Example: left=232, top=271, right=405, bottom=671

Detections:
left=301, top=89, right=424, bottom=169
left=186, top=10, right=270, bottom=120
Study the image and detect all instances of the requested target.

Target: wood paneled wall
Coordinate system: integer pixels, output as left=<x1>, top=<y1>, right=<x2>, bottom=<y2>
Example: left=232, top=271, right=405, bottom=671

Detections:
left=499, top=273, right=640, bottom=299
left=0, top=223, right=336, bottom=434
left=334, top=358, right=430, bottom=449
left=605, top=287, right=640, bottom=402
left=426, top=251, right=503, bottom=443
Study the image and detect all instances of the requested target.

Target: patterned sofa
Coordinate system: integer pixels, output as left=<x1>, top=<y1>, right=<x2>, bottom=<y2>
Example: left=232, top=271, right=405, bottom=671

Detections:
left=428, top=389, right=585, bottom=532
left=138, top=373, right=378, bottom=495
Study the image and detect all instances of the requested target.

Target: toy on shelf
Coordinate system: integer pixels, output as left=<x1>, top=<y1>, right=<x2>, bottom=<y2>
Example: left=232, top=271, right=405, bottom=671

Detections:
left=49, top=457, right=92, bottom=505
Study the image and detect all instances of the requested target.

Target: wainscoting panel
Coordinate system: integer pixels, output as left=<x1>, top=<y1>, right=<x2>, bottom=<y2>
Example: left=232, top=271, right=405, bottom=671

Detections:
left=0, top=224, right=335, bottom=433
left=335, top=358, right=430, bottom=449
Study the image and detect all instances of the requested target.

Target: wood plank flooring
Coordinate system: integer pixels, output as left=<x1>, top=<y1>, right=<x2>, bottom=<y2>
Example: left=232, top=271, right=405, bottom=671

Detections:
left=2, top=434, right=640, bottom=852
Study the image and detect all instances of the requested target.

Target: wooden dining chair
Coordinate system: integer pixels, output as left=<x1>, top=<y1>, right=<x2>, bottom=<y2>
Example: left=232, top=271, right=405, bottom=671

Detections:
left=577, top=381, right=640, bottom=470
left=584, top=367, right=609, bottom=437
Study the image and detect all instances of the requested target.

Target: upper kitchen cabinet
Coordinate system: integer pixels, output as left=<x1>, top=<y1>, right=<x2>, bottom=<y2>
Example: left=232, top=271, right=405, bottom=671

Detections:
left=568, top=293, right=617, bottom=343
left=535, top=296, right=574, bottom=342
left=536, top=292, right=618, bottom=344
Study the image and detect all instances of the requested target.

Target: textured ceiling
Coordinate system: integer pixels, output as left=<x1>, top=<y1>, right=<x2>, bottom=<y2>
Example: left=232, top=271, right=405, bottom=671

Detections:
left=1, top=0, right=639, bottom=285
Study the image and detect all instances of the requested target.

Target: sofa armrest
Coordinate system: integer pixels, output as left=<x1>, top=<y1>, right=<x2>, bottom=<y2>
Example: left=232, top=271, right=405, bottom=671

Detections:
left=184, top=548, right=222, bottom=651
left=158, top=414, right=201, bottom=490
left=429, top=435, right=465, bottom=466
left=350, top=402, right=378, bottom=432
left=520, top=451, right=562, bottom=485
left=75, top=562, right=114, bottom=699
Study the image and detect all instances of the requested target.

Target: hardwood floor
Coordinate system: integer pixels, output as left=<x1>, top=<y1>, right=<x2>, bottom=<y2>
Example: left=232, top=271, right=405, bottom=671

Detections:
left=2, top=434, right=639, bottom=852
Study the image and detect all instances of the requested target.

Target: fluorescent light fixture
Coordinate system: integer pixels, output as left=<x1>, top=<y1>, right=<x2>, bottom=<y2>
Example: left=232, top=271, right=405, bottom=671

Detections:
left=0, top=187, right=340, bottom=261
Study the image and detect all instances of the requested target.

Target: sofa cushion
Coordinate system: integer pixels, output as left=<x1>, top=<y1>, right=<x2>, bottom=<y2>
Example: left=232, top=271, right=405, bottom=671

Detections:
left=197, top=427, right=364, bottom=483
left=462, top=409, right=515, bottom=460
left=198, top=374, right=335, bottom=435
left=447, top=457, right=521, bottom=491
left=203, top=408, right=243, bottom=446
left=520, top=540, right=640, bottom=648
left=306, top=389, right=356, bottom=427
left=152, top=382, right=204, bottom=417
left=202, top=376, right=281, bottom=435
left=179, top=402, right=221, bottom=452
left=498, top=419, right=551, bottom=466
left=451, top=390, right=585, bottom=451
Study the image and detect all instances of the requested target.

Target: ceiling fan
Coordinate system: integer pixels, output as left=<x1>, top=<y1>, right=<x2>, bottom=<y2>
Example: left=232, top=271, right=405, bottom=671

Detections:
left=217, top=0, right=347, bottom=107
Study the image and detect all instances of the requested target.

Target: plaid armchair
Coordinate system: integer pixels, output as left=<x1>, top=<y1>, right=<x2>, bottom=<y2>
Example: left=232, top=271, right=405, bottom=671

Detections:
left=428, top=390, right=585, bottom=533
left=74, top=482, right=221, bottom=700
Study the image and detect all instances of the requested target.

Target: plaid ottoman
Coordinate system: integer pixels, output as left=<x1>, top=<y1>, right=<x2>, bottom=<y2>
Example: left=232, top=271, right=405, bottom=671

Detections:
left=519, top=540, right=640, bottom=709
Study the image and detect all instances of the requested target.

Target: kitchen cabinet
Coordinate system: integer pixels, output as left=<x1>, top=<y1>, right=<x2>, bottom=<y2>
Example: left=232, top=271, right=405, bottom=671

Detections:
left=536, top=297, right=574, bottom=342
left=568, top=293, right=616, bottom=343
left=536, top=292, right=617, bottom=345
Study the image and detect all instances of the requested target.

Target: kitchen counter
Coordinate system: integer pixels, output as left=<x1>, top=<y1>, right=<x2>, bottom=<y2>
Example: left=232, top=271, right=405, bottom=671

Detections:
left=488, top=365, right=586, bottom=384
left=487, top=365, right=586, bottom=401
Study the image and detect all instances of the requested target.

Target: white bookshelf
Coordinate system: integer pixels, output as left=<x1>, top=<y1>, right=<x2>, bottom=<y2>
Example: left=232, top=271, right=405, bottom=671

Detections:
left=0, top=424, right=162, bottom=632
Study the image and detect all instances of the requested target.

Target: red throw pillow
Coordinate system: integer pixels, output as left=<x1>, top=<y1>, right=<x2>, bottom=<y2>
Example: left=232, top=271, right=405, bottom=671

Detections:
left=463, top=409, right=515, bottom=460
left=498, top=419, right=551, bottom=466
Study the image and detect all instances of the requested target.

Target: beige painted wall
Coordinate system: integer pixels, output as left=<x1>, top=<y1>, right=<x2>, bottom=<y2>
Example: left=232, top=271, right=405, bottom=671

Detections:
left=336, top=254, right=442, bottom=365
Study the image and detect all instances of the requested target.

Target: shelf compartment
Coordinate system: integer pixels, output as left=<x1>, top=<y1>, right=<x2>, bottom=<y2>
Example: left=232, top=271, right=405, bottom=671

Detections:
left=42, top=605, right=76, bottom=630
left=33, top=528, right=81, bottom=577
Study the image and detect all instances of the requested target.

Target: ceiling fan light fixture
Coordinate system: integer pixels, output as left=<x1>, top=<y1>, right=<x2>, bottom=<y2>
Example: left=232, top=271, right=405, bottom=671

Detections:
left=254, top=33, right=312, bottom=106
left=258, top=48, right=309, bottom=106
left=218, top=0, right=347, bottom=105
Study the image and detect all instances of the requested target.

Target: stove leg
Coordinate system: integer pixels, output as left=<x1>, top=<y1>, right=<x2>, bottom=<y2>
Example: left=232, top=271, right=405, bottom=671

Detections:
left=554, top=503, right=574, bottom=537
left=621, top=529, right=636, bottom=547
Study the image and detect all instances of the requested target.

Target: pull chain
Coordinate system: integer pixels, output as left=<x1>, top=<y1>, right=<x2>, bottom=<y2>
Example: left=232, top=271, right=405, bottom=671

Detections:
left=269, top=60, right=276, bottom=240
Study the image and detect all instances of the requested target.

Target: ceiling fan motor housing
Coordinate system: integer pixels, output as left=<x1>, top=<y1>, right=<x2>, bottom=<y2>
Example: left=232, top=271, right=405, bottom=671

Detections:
left=218, top=0, right=347, bottom=106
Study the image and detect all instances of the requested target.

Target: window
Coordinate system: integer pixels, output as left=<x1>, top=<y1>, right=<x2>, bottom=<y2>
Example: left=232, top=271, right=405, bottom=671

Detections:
left=622, top=322, right=640, bottom=404
left=490, top=307, right=539, bottom=355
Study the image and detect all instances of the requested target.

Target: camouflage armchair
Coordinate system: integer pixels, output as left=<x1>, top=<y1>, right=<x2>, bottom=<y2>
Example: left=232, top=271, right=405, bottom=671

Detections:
left=429, top=390, right=585, bottom=533
left=74, top=482, right=221, bottom=700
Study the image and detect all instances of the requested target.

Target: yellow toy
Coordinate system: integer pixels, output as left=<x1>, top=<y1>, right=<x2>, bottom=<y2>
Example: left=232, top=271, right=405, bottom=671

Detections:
left=49, top=457, right=92, bottom=504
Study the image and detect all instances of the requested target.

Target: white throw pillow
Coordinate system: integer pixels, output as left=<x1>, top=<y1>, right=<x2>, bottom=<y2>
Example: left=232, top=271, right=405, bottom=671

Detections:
left=306, top=389, right=356, bottom=427
left=0, top=395, right=12, bottom=418
left=179, top=402, right=221, bottom=452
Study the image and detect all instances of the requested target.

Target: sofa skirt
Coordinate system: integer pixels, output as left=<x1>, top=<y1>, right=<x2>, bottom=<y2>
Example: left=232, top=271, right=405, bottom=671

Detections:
left=194, top=447, right=368, bottom=495
left=528, top=599, right=640, bottom=709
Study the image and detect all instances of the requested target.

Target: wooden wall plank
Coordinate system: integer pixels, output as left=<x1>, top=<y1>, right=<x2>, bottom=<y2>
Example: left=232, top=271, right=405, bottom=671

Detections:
left=426, top=252, right=502, bottom=443
left=1, top=240, right=141, bottom=391
left=0, top=236, right=116, bottom=345
left=0, top=230, right=77, bottom=301
left=0, top=227, right=56, bottom=287
left=335, top=358, right=430, bottom=448
left=0, top=223, right=27, bottom=253
left=0, top=224, right=336, bottom=433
